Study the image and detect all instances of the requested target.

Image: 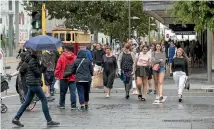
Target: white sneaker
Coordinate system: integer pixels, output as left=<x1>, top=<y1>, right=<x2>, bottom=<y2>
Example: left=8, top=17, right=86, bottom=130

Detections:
left=155, top=95, right=159, bottom=100
left=106, top=94, right=110, bottom=98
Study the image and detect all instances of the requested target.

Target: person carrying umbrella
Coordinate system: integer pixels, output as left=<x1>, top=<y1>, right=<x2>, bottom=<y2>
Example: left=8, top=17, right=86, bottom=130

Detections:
left=12, top=49, right=60, bottom=127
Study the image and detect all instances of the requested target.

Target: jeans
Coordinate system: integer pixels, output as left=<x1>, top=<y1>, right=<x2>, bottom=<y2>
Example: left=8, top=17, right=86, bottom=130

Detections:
left=76, top=82, right=90, bottom=104
left=50, top=79, right=55, bottom=93
left=15, top=85, right=52, bottom=122
left=59, top=80, right=76, bottom=106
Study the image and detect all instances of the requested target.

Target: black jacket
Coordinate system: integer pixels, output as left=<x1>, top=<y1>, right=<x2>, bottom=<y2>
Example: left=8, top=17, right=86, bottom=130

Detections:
left=26, top=55, right=47, bottom=86
left=64, top=50, right=93, bottom=82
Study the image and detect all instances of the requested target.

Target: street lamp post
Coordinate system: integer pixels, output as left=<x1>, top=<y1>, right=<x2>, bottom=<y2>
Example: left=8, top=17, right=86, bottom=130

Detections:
left=148, top=17, right=150, bottom=44
left=128, top=0, right=131, bottom=39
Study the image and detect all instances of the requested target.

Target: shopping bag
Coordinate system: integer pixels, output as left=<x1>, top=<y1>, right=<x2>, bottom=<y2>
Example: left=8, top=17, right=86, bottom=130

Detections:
left=54, top=80, right=60, bottom=90
left=132, top=80, right=139, bottom=95
left=92, top=72, right=104, bottom=89
left=94, top=64, right=102, bottom=72
left=184, top=78, right=190, bottom=90
left=132, top=80, right=136, bottom=88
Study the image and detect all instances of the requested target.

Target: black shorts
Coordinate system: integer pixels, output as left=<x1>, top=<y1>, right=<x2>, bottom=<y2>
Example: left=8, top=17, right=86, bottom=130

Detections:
left=44, top=71, right=55, bottom=86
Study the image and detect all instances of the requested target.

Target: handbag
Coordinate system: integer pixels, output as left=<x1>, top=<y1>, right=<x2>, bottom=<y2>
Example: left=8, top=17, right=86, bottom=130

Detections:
left=153, top=64, right=160, bottom=71
left=184, top=77, right=190, bottom=90
left=152, top=53, right=160, bottom=71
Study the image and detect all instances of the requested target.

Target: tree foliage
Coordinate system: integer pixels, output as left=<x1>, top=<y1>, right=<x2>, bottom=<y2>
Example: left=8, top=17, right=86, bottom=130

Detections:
left=23, top=1, right=156, bottom=42
left=172, top=1, right=214, bottom=32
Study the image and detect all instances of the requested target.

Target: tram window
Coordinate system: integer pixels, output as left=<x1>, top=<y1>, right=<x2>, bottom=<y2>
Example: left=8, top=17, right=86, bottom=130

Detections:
left=54, top=33, right=58, bottom=38
left=60, top=33, right=65, bottom=41
left=66, top=33, right=71, bottom=41
left=72, top=33, right=75, bottom=41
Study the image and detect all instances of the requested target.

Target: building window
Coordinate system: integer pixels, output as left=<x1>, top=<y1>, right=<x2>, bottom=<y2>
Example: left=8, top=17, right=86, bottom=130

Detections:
left=66, top=33, right=71, bottom=41
left=9, top=1, right=12, bottom=10
left=60, top=33, right=65, bottom=41
left=0, top=18, right=2, bottom=24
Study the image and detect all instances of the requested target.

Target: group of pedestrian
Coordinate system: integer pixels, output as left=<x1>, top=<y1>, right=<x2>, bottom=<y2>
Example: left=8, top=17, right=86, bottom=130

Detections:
left=116, top=39, right=189, bottom=103
left=10, top=39, right=190, bottom=128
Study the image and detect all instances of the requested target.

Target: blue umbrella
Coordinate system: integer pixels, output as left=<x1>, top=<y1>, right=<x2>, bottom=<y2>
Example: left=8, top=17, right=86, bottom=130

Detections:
left=24, top=35, right=62, bottom=51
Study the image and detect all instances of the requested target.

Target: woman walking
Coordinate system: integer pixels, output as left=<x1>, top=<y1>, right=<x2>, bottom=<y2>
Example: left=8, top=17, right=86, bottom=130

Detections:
left=102, top=47, right=117, bottom=98
left=12, top=49, right=59, bottom=127
left=133, top=45, right=151, bottom=101
left=172, top=48, right=189, bottom=102
left=64, top=50, right=93, bottom=111
left=117, top=43, right=135, bottom=99
left=152, top=43, right=167, bottom=102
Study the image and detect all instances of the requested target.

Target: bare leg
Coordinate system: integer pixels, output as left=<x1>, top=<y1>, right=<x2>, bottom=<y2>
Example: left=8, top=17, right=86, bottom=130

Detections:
left=148, top=79, right=152, bottom=89
left=153, top=74, right=159, bottom=94
left=136, top=77, right=142, bottom=96
left=46, top=85, right=50, bottom=97
left=158, top=73, right=165, bottom=97
left=142, top=77, right=148, bottom=99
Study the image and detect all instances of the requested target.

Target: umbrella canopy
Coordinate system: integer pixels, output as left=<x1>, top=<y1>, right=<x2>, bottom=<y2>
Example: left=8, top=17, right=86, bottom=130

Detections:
left=24, top=35, right=62, bottom=51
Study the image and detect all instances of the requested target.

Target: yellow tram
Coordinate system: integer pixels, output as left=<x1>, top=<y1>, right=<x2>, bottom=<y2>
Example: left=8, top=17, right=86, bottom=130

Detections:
left=52, top=27, right=91, bottom=55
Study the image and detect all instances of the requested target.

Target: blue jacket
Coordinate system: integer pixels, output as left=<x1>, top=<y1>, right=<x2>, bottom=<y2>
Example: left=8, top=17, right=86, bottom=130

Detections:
left=168, top=45, right=177, bottom=59
left=64, top=50, right=93, bottom=82
left=85, top=49, right=93, bottom=62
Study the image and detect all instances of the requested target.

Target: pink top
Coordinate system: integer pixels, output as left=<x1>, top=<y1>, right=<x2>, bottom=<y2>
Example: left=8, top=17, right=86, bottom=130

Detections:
left=136, top=52, right=151, bottom=66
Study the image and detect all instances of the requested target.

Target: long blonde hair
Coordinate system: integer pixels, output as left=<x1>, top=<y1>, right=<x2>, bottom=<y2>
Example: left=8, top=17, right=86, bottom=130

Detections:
left=176, top=48, right=191, bottom=61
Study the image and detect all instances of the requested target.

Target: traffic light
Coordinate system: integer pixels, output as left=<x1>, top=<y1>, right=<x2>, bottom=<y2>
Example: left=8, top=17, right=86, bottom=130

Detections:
left=31, top=11, right=41, bottom=30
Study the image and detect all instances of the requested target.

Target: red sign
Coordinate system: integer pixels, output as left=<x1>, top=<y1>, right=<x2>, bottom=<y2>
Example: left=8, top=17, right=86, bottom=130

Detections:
left=166, top=34, right=169, bottom=38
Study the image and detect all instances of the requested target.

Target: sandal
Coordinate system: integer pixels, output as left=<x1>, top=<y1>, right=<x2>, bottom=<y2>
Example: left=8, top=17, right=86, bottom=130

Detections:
left=141, top=98, right=146, bottom=101
left=138, top=95, right=142, bottom=100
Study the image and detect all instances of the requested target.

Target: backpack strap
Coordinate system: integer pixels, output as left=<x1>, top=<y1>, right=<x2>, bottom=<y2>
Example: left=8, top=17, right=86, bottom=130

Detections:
left=76, top=58, right=85, bottom=73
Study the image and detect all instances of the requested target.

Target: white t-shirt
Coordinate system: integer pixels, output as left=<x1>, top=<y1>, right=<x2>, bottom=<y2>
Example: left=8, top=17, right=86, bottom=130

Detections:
left=135, top=52, right=151, bottom=66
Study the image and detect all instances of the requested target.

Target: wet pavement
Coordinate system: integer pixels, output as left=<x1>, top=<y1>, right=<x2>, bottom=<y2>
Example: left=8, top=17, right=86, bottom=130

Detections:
left=1, top=90, right=214, bottom=129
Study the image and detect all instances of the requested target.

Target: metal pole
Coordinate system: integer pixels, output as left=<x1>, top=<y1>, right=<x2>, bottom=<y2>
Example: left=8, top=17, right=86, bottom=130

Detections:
left=42, top=3, right=46, bottom=35
left=8, top=0, right=13, bottom=56
left=148, top=17, right=150, bottom=44
left=41, top=2, right=47, bottom=91
left=128, top=0, right=131, bottom=40
left=207, top=28, right=213, bottom=84
left=15, top=1, right=19, bottom=50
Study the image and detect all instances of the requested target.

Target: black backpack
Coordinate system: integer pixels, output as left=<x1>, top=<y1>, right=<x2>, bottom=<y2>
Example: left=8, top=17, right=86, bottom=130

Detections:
left=64, top=58, right=73, bottom=77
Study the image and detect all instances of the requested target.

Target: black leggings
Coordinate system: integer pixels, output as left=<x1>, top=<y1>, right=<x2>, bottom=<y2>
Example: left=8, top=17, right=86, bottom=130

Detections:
left=103, top=71, right=115, bottom=89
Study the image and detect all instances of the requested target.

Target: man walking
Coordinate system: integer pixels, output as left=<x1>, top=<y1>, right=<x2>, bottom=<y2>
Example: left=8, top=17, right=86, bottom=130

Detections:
left=55, top=44, right=77, bottom=109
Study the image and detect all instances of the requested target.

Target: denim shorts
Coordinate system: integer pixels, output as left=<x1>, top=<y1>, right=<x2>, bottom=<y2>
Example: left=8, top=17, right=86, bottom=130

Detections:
left=153, top=66, right=166, bottom=74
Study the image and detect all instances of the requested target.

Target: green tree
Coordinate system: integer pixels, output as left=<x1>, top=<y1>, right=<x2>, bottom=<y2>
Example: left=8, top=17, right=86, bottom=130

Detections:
left=23, top=1, right=156, bottom=43
left=172, top=1, right=214, bottom=32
